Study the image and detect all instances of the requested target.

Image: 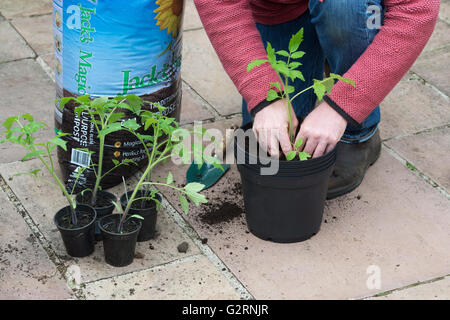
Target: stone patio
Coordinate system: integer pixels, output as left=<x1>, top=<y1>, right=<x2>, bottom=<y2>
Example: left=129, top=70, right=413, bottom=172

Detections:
left=0, top=1, right=449, bottom=300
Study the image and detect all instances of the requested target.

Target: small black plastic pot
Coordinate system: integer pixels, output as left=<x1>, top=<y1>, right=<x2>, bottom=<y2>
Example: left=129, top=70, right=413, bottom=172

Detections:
left=99, top=214, right=141, bottom=267
left=76, top=190, right=117, bottom=241
left=120, top=190, right=161, bottom=242
left=53, top=204, right=96, bottom=257
left=234, top=123, right=336, bottom=243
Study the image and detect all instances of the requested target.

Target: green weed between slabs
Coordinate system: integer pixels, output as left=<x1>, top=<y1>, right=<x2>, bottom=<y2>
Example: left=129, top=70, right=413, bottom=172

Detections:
left=0, top=114, right=85, bottom=226
left=247, top=28, right=355, bottom=161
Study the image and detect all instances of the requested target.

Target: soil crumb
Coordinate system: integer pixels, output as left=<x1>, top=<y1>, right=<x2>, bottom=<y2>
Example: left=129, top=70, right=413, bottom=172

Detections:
left=177, top=241, right=189, bottom=253
left=200, top=201, right=243, bottom=225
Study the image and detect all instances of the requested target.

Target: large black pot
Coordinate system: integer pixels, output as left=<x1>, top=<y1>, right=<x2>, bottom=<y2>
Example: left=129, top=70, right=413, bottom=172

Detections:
left=99, top=214, right=141, bottom=267
left=54, top=204, right=96, bottom=257
left=76, top=190, right=117, bottom=241
left=120, top=190, right=161, bottom=242
left=234, top=124, right=336, bottom=243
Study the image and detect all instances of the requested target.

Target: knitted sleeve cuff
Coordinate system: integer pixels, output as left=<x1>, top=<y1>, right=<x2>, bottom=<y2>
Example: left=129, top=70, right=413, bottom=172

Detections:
left=249, top=98, right=281, bottom=118
left=323, top=95, right=359, bottom=127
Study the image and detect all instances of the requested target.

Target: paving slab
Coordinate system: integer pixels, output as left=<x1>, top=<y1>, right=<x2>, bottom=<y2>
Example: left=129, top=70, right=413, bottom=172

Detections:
left=379, top=74, right=450, bottom=140
left=0, top=59, right=56, bottom=163
left=11, top=13, right=53, bottom=56
left=0, top=159, right=202, bottom=284
left=153, top=125, right=450, bottom=299
left=83, top=255, right=240, bottom=299
left=0, top=0, right=52, bottom=19
left=0, top=187, right=73, bottom=299
left=180, top=82, right=215, bottom=125
left=440, top=0, right=450, bottom=25
left=423, top=19, right=450, bottom=52
left=183, top=0, right=202, bottom=31
left=0, top=20, right=35, bottom=63
left=368, top=276, right=450, bottom=300
left=40, top=52, right=54, bottom=70
left=411, top=47, right=450, bottom=97
left=182, top=29, right=242, bottom=116
left=385, top=126, right=450, bottom=191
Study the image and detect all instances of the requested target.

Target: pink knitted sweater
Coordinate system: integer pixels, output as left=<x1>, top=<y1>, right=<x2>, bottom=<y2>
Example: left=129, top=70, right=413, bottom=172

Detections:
left=193, top=0, right=440, bottom=124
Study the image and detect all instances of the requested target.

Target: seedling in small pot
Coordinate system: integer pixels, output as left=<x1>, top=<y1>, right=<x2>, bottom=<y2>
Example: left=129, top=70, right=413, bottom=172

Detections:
left=0, top=114, right=96, bottom=257
left=247, top=27, right=355, bottom=160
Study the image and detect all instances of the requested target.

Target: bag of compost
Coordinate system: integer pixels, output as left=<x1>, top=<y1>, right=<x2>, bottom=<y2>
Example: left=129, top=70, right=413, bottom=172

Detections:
left=52, top=0, right=184, bottom=191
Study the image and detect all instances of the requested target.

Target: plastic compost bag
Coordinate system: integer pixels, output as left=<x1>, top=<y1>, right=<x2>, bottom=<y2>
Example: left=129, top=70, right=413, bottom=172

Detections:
left=52, top=0, right=184, bottom=191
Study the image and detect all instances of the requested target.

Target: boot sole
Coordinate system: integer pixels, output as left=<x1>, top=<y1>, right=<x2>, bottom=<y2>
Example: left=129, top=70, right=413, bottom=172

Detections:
left=326, top=145, right=381, bottom=200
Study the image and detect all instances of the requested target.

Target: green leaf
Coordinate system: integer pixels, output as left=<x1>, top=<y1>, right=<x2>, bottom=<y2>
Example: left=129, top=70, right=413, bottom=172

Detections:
left=266, top=42, right=276, bottom=65
left=184, top=182, right=205, bottom=193
left=291, top=51, right=306, bottom=59
left=276, top=50, right=290, bottom=57
left=166, top=171, right=173, bottom=185
left=270, top=82, right=282, bottom=91
left=122, top=119, right=140, bottom=131
left=22, top=114, right=34, bottom=122
left=299, top=152, right=311, bottom=161
left=125, top=95, right=144, bottom=113
left=295, top=137, right=303, bottom=149
left=129, top=214, right=144, bottom=220
left=98, top=122, right=122, bottom=137
left=57, top=97, right=77, bottom=108
left=323, top=77, right=335, bottom=94
left=272, top=62, right=290, bottom=76
left=286, top=150, right=297, bottom=161
left=290, top=70, right=305, bottom=82
left=107, top=112, right=125, bottom=125
left=286, top=85, right=295, bottom=94
left=179, top=194, right=189, bottom=214
left=267, top=89, right=279, bottom=102
left=48, top=137, right=67, bottom=151
left=91, top=96, right=108, bottom=108
left=312, top=80, right=326, bottom=101
left=112, top=159, right=119, bottom=166
left=2, top=116, right=18, bottom=130
left=246, top=59, right=268, bottom=72
left=288, top=28, right=304, bottom=53
left=330, top=73, right=356, bottom=87
left=288, top=62, right=302, bottom=69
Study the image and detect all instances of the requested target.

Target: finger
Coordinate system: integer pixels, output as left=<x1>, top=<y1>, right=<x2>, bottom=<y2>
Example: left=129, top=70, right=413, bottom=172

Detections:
left=324, top=143, right=336, bottom=155
left=268, top=129, right=280, bottom=158
left=258, top=129, right=269, bottom=155
left=312, top=141, right=328, bottom=158
left=303, top=137, right=318, bottom=156
left=278, top=127, right=293, bottom=156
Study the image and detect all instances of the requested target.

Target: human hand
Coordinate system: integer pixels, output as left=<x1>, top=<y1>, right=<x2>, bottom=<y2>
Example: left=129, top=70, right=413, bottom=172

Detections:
left=295, top=101, right=347, bottom=158
left=253, top=99, right=298, bottom=157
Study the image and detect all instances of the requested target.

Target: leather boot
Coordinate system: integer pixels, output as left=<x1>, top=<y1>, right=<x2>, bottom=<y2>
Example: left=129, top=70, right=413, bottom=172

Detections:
left=327, top=130, right=381, bottom=199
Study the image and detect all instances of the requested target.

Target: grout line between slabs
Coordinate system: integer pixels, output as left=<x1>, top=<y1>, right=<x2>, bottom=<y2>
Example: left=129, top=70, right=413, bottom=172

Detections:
left=381, top=123, right=450, bottom=143
left=81, top=253, right=205, bottom=286
left=381, top=143, right=450, bottom=200
left=160, top=197, right=254, bottom=300
left=360, top=274, right=450, bottom=299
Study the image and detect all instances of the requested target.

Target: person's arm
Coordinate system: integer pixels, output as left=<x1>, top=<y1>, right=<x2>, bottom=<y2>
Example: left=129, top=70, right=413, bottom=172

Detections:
left=194, top=0, right=297, bottom=156
left=193, top=0, right=281, bottom=113
left=295, top=0, right=440, bottom=157
left=324, top=0, right=440, bottom=124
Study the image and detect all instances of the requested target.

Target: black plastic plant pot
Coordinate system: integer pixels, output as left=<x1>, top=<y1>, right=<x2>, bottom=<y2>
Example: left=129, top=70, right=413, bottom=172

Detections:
left=120, top=190, right=161, bottom=242
left=99, top=214, right=141, bottom=267
left=76, top=190, right=117, bottom=241
left=234, top=124, right=336, bottom=243
left=53, top=204, right=96, bottom=257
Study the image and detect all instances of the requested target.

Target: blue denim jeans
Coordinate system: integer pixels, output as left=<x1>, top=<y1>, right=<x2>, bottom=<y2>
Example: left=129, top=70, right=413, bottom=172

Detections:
left=242, top=0, right=384, bottom=143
